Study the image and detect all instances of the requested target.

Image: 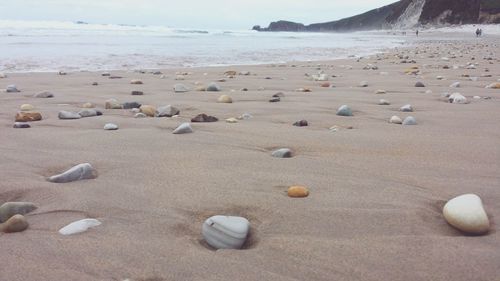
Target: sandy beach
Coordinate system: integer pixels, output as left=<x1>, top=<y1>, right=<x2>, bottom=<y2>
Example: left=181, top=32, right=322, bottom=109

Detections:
left=1, top=36, right=499, bottom=281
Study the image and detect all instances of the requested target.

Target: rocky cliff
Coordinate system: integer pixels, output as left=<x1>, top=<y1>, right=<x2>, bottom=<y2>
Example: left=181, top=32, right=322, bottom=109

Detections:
left=253, top=0, right=500, bottom=32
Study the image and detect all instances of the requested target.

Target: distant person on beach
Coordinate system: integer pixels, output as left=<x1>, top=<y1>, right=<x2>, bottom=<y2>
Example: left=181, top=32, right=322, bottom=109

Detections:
left=476, top=28, right=481, bottom=37
left=416, top=30, right=419, bottom=37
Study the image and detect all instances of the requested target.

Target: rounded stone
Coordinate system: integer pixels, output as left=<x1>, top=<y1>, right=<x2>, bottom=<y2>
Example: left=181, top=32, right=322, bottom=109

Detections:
left=191, top=114, right=218, bottom=123
left=82, top=102, right=95, bottom=108
left=443, top=194, right=490, bottom=235
left=174, top=84, right=189, bottom=93
left=48, top=163, right=97, bottom=183
left=140, top=105, right=156, bottom=117
left=336, top=105, right=353, bottom=116
left=271, top=148, right=292, bottom=158
left=172, top=123, right=193, bottom=134
left=34, top=91, right=54, bottom=98
left=134, top=113, right=147, bottom=118
left=0, top=202, right=37, bottom=223
left=13, top=122, right=31, bottom=129
left=122, top=102, right=142, bottom=109
left=400, top=104, right=413, bottom=112
left=131, top=90, right=143, bottom=96
left=0, top=214, right=28, bottom=233
left=287, top=186, right=309, bottom=198
left=78, top=109, right=101, bottom=118
left=104, top=123, right=118, bottom=130
left=375, top=89, right=386, bottom=94
left=415, top=81, right=425, bottom=87
left=269, top=97, right=280, bottom=102
left=293, top=120, right=308, bottom=127
left=15, top=112, right=42, bottom=122
left=156, top=105, right=180, bottom=117
left=448, top=93, right=467, bottom=104
left=130, top=79, right=143, bottom=84
left=402, top=116, right=417, bottom=125
left=6, top=85, right=19, bottom=93
left=378, top=99, right=390, bottom=105
left=449, top=81, right=460, bottom=88
left=59, top=219, right=101, bottom=235
left=389, top=116, right=402, bottom=124
left=217, top=95, right=233, bottom=103
left=358, top=81, right=368, bottom=87
left=206, top=82, right=221, bottom=92
left=105, top=99, right=123, bottom=109
left=20, top=104, right=34, bottom=111
left=58, top=110, right=82, bottom=120
left=202, top=215, right=250, bottom=250
left=225, top=118, right=238, bottom=123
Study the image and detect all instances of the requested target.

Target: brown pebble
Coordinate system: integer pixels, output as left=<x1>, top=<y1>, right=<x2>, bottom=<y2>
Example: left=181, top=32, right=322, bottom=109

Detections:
left=287, top=186, right=310, bottom=198
left=0, top=214, right=28, bottom=233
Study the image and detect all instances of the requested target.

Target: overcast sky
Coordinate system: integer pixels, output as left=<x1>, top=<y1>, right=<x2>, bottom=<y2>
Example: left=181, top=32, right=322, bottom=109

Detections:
left=0, top=0, right=398, bottom=29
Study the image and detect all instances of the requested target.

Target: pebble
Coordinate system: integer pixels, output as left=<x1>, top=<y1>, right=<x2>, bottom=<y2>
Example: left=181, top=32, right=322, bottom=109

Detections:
left=217, top=95, right=233, bottom=103
left=174, top=84, right=189, bottom=93
left=389, top=116, right=402, bottom=124
left=288, top=186, right=310, bottom=198
left=191, top=114, right=218, bottom=122
left=202, top=215, right=250, bottom=249
left=273, top=92, right=285, bottom=98
left=104, top=123, right=118, bottom=130
left=375, top=89, right=386, bottom=94
left=156, top=105, right=180, bottom=117
left=131, top=90, right=143, bottom=96
left=122, top=102, right=142, bottom=109
left=296, top=88, right=311, bottom=92
left=34, top=91, right=54, bottom=98
left=78, top=109, right=102, bottom=118
left=58, top=110, right=82, bottom=119
left=443, top=194, right=489, bottom=235
left=13, top=122, right=31, bottom=129
left=92, top=82, right=98, bottom=86
left=48, top=163, right=97, bottom=183
left=237, top=113, right=253, bottom=120
left=20, top=104, right=34, bottom=111
left=269, top=97, right=280, bottom=102
left=0, top=202, right=37, bottom=223
left=400, top=104, right=413, bottom=112
left=402, top=116, right=417, bottom=125
left=449, top=81, right=461, bottom=88
left=436, top=76, right=445, bottom=80
left=59, top=219, right=102, bottom=235
left=0, top=214, right=28, bottom=233
left=485, top=82, right=500, bottom=89
left=359, top=81, right=368, bottom=87
left=271, top=148, right=293, bottom=158
left=206, top=82, right=221, bottom=92
left=378, top=99, right=390, bottom=105
left=415, top=81, right=425, bottom=87
left=130, top=79, right=143, bottom=85
left=82, top=103, right=95, bottom=108
left=134, top=113, right=147, bottom=118
left=336, top=105, right=353, bottom=116
left=139, top=105, right=156, bottom=117
left=293, top=120, right=308, bottom=127
left=101, top=72, right=110, bottom=76
left=172, top=123, right=193, bottom=134
left=6, top=85, right=19, bottom=93
left=448, top=93, right=467, bottom=104
left=105, top=99, right=123, bottom=109
left=195, top=86, right=206, bottom=91
left=15, top=112, right=42, bottom=122
left=225, top=118, right=238, bottom=123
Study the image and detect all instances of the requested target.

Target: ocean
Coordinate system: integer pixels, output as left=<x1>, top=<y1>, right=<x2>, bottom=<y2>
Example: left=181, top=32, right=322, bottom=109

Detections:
left=1, top=20, right=498, bottom=73
left=0, top=20, right=407, bottom=73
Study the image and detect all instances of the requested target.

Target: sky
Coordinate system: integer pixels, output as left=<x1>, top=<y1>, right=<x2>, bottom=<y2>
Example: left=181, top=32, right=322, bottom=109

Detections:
left=0, top=0, right=398, bottom=29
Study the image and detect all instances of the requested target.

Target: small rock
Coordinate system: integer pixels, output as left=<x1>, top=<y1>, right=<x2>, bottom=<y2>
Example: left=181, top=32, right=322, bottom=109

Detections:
left=15, top=112, right=42, bottom=122
left=202, top=215, right=250, bottom=250
left=485, top=82, right=500, bottom=89
left=48, top=163, right=97, bottom=183
left=378, top=99, right=390, bottom=105
left=237, top=113, right=253, bottom=120
left=358, top=81, right=368, bottom=87
left=58, top=110, right=82, bottom=120
left=449, top=81, right=460, bottom=88
left=92, top=82, right=98, bottom=86
left=101, top=72, right=111, bottom=76
left=336, top=105, right=353, bottom=117
left=130, top=79, right=143, bottom=85
left=273, top=92, right=285, bottom=98
left=296, top=88, right=311, bottom=92
left=415, top=81, right=425, bottom=87
left=82, top=103, right=95, bottom=108
left=271, top=148, right=292, bottom=158
left=389, top=116, right=402, bottom=124
left=105, top=99, right=123, bottom=109
left=217, top=95, right=233, bottom=103
left=134, top=113, right=147, bottom=118
left=191, top=114, right=218, bottom=123
left=224, top=70, right=237, bottom=76
left=287, top=186, right=309, bottom=198
left=375, top=89, right=386, bottom=95
left=206, top=82, right=221, bottom=92
left=156, top=105, right=180, bottom=117
left=225, top=118, right=238, bottom=123
left=400, top=104, right=413, bottom=112
left=0, top=202, right=37, bottom=223
left=104, top=123, right=118, bottom=130
left=320, top=82, right=331, bottom=87
left=131, top=90, right=143, bottom=96
left=78, top=109, right=101, bottom=118
left=140, top=105, right=156, bottom=117
left=122, top=102, right=142, bottom=109
left=448, top=93, right=467, bottom=104
left=443, top=194, right=489, bottom=235
left=0, top=214, right=28, bottom=233
left=269, top=97, right=280, bottom=103
left=59, top=219, right=102, bottom=235
left=6, top=85, right=19, bottom=92
left=34, top=91, right=54, bottom=98
left=402, top=116, right=417, bottom=125
left=20, top=104, right=34, bottom=111
left=109, top=76, right=122, bottom=79
left=172, top=123, right=193, bottom=134
left=436, top=76, right=445, bottom=80
left=13, top=122, right=30, bottom=129
left=174, top=84, right=189, bottom=93
left=293, top=120, right=308, bottom=127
